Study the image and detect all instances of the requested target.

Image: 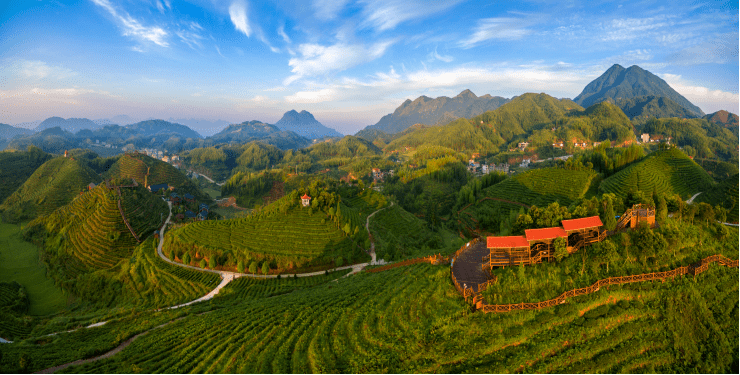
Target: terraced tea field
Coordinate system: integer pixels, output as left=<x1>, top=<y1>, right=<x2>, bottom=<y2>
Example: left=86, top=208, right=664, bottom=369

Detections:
left=58, top=262, right=738, bottom=373
left=482, top=168, right=597, bottom=207
left=599, top=148, right=714, bottom=199
left=165, top=206, right=360, bottom=271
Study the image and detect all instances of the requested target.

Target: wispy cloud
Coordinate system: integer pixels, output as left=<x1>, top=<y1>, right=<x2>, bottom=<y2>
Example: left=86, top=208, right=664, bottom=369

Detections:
left=601, top=15, right=672, bottom=42
left=176, top=29, right=204, bottom=49
left=358, top=0, right=462, bottom=32
left=278, top=24, right=291, bottom=44
left=229, top=0, right=251, bottom=37
left=285, top=40, right=395, bottom=85
left=430, top=47, right=453, bottom=63
left=313, top=0, right=349, bottom=21
left=91, top=0, right=169, bottom=47
left=460, top=17, right=533, bottom=48
left=666, top=33, right=738, bottom=65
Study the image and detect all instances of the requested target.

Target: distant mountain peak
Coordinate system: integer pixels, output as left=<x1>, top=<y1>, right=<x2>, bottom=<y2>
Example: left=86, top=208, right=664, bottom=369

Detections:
left=274, top=110, right=342, bottom=139
left=456, top=89, right=477, bottom=99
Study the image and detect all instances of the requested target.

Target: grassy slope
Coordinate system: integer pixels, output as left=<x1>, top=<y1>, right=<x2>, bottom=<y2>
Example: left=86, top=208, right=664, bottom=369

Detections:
left=0, top=157, right=101, bottom=221
left=694, top=173, right=739, bottom=221
left=0, top=222, right=66, bottom=316
left=105, top=153, right=209, bottom=201
left=0, top=149, right=53, bottom=204
left=599, top=148, right=714, bottom=199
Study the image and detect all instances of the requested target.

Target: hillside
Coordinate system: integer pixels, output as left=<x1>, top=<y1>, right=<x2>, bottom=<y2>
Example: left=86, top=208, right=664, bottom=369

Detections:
left=599, top=148, right=714, bottom=199
left=486, top=167, right=597, bottom=207
left=0, top=147, right=53, bottom=204
left=0, top=156, right=101, bottom=222
left=0, top=123, right=34, bottom=139
left=574, top=64, right=704, bottom=117
left=275, top=110, right=343, bottom=139
left=125, top=119, right=202, bottom=139
left=611, top=95, right=699, bottom=124
left=210, top=120, right=310, bottom=150
left=105, top=153, right=209, bottom=200
left=362, top=89, right=510, bottom=134
left=638, top=117, right=738, bottom=161
left=26, top=181, right=168, bottom=282
left=704, top=110, right=739, bottom=127
left=35, top=117, right=102, bottom=133
left=694, top=173, right=739, bottom=221
left=165, top=190, right=371, bottom=272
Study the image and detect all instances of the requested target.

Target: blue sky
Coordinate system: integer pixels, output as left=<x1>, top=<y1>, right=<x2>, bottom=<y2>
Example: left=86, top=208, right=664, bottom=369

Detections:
left=1, top=0, right=737, bottom=134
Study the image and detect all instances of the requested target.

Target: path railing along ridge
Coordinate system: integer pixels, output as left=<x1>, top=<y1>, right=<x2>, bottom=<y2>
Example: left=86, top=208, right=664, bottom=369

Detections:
left=472, top=254, right=739, bottom=313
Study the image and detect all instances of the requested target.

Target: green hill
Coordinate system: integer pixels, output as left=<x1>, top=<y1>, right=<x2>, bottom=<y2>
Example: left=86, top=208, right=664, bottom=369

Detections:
left=105, top=153, right=209, bottom=201
left=0, top=147, right=53, bottom=204
left=599, top=148, right=714, bottom=199
left=26, top=182, right=168, bottom=282
left=694, top=173, right=739, bottom=222
left=484, top=167, right=597, bottom=207
left=610, top=95, right=699, bottom=124
left=165, top=190, right=371, bottom=273
left=0, top=156, right=101, bottom=222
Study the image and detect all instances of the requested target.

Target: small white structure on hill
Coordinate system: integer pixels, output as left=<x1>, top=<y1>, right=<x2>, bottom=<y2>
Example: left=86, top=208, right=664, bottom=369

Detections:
left=301, top=194, right=311, bottom=207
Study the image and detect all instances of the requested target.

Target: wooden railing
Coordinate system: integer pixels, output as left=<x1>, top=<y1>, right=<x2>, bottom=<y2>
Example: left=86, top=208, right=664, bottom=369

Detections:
left=473, top=254, right=739, bottom=313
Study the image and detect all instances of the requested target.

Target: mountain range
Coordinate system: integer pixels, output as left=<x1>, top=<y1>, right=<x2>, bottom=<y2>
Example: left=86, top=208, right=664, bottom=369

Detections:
left=704, top=110, right=739, bottom=127
left=573, top=64, right=704, bottom=117
left=210, top=120, right=310, bottom=150
left=358, top=89, right=510, bottom=135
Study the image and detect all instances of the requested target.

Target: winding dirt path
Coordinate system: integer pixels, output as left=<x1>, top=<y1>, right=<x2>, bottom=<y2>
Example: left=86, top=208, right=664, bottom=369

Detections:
left=687, top=192, right=702, bottom=204
left=365, top=202, right=393, bottom=265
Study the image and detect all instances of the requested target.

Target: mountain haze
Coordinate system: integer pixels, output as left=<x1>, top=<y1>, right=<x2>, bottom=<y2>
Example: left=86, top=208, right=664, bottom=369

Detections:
left=275, top=110, right=343, bottom=139
left=574, top=64, right=704, bottom=117
left=0, top=123, right=34, bottom=139
left=210, top=121, right=310, bottom=150
left=360, top=89, right=510, bottom=134
left=35, top=117, right=102, bottom=133
left=125, top=119, right=202, bottom=139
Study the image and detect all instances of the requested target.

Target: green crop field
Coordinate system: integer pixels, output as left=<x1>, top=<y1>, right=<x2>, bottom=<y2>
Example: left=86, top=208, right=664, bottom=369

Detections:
left=105, top=153, right=208, bottom=200
left=165, top=201, right=365, bottom=272
left=0, top=222, right=67, bottom=316
left=599, top=148, right=714, bottom=199
left=53, top=257, right=738, bottom=374
left=215, top=269, right=351, bottom=301
left=482, top=168, right=597, bottom=207
left=0, top=148, right=52, bottom=204
left=0, top=157, right=101, bottom=222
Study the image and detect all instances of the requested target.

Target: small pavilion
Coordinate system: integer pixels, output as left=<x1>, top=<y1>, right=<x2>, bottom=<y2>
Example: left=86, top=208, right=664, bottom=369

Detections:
left=301, top=194, right=311, bottom=207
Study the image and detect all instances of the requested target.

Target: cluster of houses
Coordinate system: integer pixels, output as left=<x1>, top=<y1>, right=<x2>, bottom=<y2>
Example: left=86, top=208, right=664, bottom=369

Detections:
left=133, top=148, right=180, bottom=164
left=92, top=140, right=118, bottom=149
left=468, top=159, right=510, bottom=175
left=639, top=134, right=672, bottom=144
left=370, top=168, right=395, bottom=181
left=147, top=183, right=209, bottom=221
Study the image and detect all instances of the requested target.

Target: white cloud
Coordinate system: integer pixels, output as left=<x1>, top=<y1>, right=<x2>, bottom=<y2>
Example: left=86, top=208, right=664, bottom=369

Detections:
left=601, top=16, right=671, bottom=42
left=285, top=88, right=338, bottom=104
left=91, top=0, right=169, bottom=47
left=18, top=60, right=77, bottom=80
left=313, top=0, right=349, bottom=21
left=176, top=29, right=204, bottom=49
left=667, top=33, right=738, bottom=65
left=285, top=40, right=395, bottom=85
left=358, top=0, right=462, bottom=31
left=31, top=87, right=95, bottom=96
left=460, top=18, right=533, bottom=49
left=229, top=0, right=251, bottom=37
left=660, top=74, right=739, bottom=114
left=156, top=0, right=165, bottom=14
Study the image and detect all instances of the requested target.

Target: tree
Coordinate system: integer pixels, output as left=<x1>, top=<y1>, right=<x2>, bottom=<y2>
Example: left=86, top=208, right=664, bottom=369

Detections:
left=336, top=256, right=344, bottom=267
left=237, top=260, right=245, bottom=273
left=208, top=256, right=217, bottom=269
left=657, top=194, right=668, bottom=223
left=261, top=261, right=269, bottom=275
left=343, top=223, right=351, bottom=235
left=601, top=240, right=619, bottom=273
left=200, top=259, right=207, bottom=268
left=249, top=261, right=258, bottom=274
left=604, top=200, right=617, bottom=231
left=183, top=253, right=191, bottom=265
left=553, top=237, right=568, bottom=262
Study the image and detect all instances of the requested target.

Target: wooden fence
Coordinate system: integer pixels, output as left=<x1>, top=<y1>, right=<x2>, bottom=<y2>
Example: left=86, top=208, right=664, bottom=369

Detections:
left=474, top=254, right=739, bottom=313
left=364, top=253, right=446, bottom=273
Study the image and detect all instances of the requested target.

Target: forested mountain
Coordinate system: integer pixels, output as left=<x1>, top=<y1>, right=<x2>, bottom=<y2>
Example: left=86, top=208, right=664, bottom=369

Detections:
left=609, top=95, right=699, bottom=124
left=210, top=121, right=310, bottom=150
left=34, top=117, right=102, bottom=133
left=638, top=117, right=738, bottom=160
left=275, top=110, right=343, bottom=139
left=125, top=119, right=202, bottom=139
left=0, top=123, right=34, bottom=139
left=574, top=64, right=704, bottom=117
left=360, top=89, right=510, bottom=134
left=704, top=110, right=738, bottom=127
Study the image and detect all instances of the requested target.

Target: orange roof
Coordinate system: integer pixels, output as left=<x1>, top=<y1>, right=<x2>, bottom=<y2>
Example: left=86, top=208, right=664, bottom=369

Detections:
left=301, top=194, right=311, bottom=199
left=487, top=236, right=529, bottom=248
left=561, top=216, right=603, bottom=232
left=525, top=227, right=567, bottom=242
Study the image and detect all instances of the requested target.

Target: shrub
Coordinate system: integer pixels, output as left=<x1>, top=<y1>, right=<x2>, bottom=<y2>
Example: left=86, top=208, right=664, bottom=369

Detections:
left=183, top=253, right=191, bottom=265
left=249, top=261, right=258, bottom=274
left=261, top=262, right=269, bottom=275
left=200, top=259, right=207, bottom=269
left=237, top=261, right=245, bottom=273
left=209, top=256, right=216, bottom=269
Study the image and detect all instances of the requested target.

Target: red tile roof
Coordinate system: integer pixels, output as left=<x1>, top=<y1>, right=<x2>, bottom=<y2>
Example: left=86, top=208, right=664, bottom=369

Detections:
left=487, top=236, right=530, bottom=248
left=525, top=227, right=568, bottom=242
left=301, top=194, right=311, bottom=199
left=561, top=216, right=603, bottom=231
